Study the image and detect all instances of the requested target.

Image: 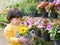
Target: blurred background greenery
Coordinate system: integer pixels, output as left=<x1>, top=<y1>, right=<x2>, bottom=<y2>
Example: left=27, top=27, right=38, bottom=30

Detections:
left=0, top=0, right=60, bottom=29
left=0, top=0, right=38, bottom=28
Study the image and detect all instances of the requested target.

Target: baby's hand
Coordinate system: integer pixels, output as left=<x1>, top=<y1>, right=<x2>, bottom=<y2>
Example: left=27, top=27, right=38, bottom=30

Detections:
left=18, top=37, right=29, bottom=43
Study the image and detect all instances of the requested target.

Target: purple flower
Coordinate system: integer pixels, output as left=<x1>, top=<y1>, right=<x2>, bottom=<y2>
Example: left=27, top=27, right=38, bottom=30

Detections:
left=45, top=6, right=48, bottom=10
left=54, top=0, right=59, bottom=2
left=46, top=24, right=52, bottom=30
left=53, top=0, right=60, bottom=10
left=41, top=1, right=45, bottom=5
left=57, top=6, right=60, bottom=10
left=27, top=16, right=31, bottom=20
left=24, top=22, right=27, bottom=26
left=27, top=19, right=31, bottom=23
left=28, top=23, right=32, bottom=28
left=37, top=24, right=43, bottom=29
left=53, top=0, right=60, bottom=5
left=24, top=19, right=32, bottom=28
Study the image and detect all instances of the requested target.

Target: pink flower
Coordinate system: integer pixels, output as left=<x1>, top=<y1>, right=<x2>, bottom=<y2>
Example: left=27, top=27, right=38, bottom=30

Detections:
left=34, top=21, right=39, bottom=25
left=53, top=0, right=60, bottom=5
left=24, top=22, right=27, bottom=26
left=27, top=16, right=31, bottom=19
left=57, top=6, right=60, bottom=10
left=45, top=6, right=48, bottom=9
left=41, top=1, right=45, bottom=5
left=46, top=24, right=52, bottom=30
left=28, top=23, right=32, bottom=28
left=24, top=19, right=32, bottom=28
left=37, top=24, right=43, bottom=29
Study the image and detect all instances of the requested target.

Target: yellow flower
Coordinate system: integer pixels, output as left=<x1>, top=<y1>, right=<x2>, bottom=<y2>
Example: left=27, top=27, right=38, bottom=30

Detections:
left=19, top=25, right=29, bottom=35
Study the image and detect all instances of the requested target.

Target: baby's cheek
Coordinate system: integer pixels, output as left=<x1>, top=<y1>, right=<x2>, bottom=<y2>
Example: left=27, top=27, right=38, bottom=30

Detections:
left=16, top=21, right=20, bottom=25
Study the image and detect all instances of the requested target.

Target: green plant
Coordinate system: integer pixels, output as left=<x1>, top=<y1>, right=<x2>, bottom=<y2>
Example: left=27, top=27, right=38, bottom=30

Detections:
left=9, top=0, right=38, bottom=15
left=0, top=14, right=8, bottom=28
left=0, top=14, right=8, bottom=22
left=50, top=24, right=60, bottom=40
left=23, top=2, right=37, bottom=15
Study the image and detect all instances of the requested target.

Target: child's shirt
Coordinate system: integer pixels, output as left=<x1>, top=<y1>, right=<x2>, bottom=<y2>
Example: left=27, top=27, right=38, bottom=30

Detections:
left=4, top=23, right=21, bottom=45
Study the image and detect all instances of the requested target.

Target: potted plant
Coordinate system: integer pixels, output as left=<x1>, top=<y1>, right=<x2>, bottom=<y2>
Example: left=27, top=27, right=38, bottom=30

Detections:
left=37, top=1, right=49, bottom=18
left=38, top=19, right=52, bottom=41
left=25, top=18, right=42, bottom=37
left=18, top=24, right=34, bottom=45
left=23, top=17, right=43, bottom=45
left=50, top=23, right=60, bottom=45
left=41, top=23, right=52, bottom=41
left=47, top=3, right=58, bottom=18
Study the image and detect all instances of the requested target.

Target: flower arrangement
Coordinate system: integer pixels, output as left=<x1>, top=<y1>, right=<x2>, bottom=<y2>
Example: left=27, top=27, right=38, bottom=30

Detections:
left=23, top=17, right=52, bottom=34
left=20, top=16, right=60, bottom=44
left=38, top=23, right=52, bottom=34
left=18, top=24, right=33, bottom=45
left=23, top=17, right=43, bottom=38
left=37, top=19, right=52, bottom=33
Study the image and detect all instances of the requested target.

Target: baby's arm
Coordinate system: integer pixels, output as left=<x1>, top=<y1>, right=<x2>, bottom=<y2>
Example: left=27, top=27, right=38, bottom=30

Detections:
left=4, top=27, right=19, bottom=43
left=4, top=26, right=28, bottom=44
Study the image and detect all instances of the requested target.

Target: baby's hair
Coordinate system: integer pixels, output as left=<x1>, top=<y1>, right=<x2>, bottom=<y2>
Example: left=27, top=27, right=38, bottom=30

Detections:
left=7, top=8, right=23, bottom=21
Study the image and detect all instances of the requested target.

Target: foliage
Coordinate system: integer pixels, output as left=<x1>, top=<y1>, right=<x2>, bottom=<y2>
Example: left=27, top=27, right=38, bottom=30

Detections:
left=0, top=14, right=8, bottom=22
left=50, top=23, right=60, bottom=39
left=0, top=14, right=8, bottom=28
left=0, top=0, right=38, bottom=28
left=10, top=0, right=38, bottom=15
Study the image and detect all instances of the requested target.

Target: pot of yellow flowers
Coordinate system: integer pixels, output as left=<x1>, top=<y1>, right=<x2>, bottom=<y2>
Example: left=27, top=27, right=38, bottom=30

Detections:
left=18, top=25, right=33, bottom=45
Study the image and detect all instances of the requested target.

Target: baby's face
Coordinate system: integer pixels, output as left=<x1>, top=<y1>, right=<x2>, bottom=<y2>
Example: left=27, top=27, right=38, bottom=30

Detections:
left=11, top=17, right=21, bottom=25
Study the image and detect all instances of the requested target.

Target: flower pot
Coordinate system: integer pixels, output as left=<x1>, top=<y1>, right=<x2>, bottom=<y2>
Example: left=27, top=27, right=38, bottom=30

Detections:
left=48, top=0, right=54, bottom=2
left=22, top=35, right=32, bottom=45
left=38, top=13, right=42, bottom=17
left=42, top=12, right=48, bottom=18
left=34, top=30, right=41, bottom=37
left=30, top=12, right=39, bottom=17
left=50, top=12, right=58, bottom=18
left=54, top=39, right=60, bottom=45
left=41, top=33, right=50, bottom=41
